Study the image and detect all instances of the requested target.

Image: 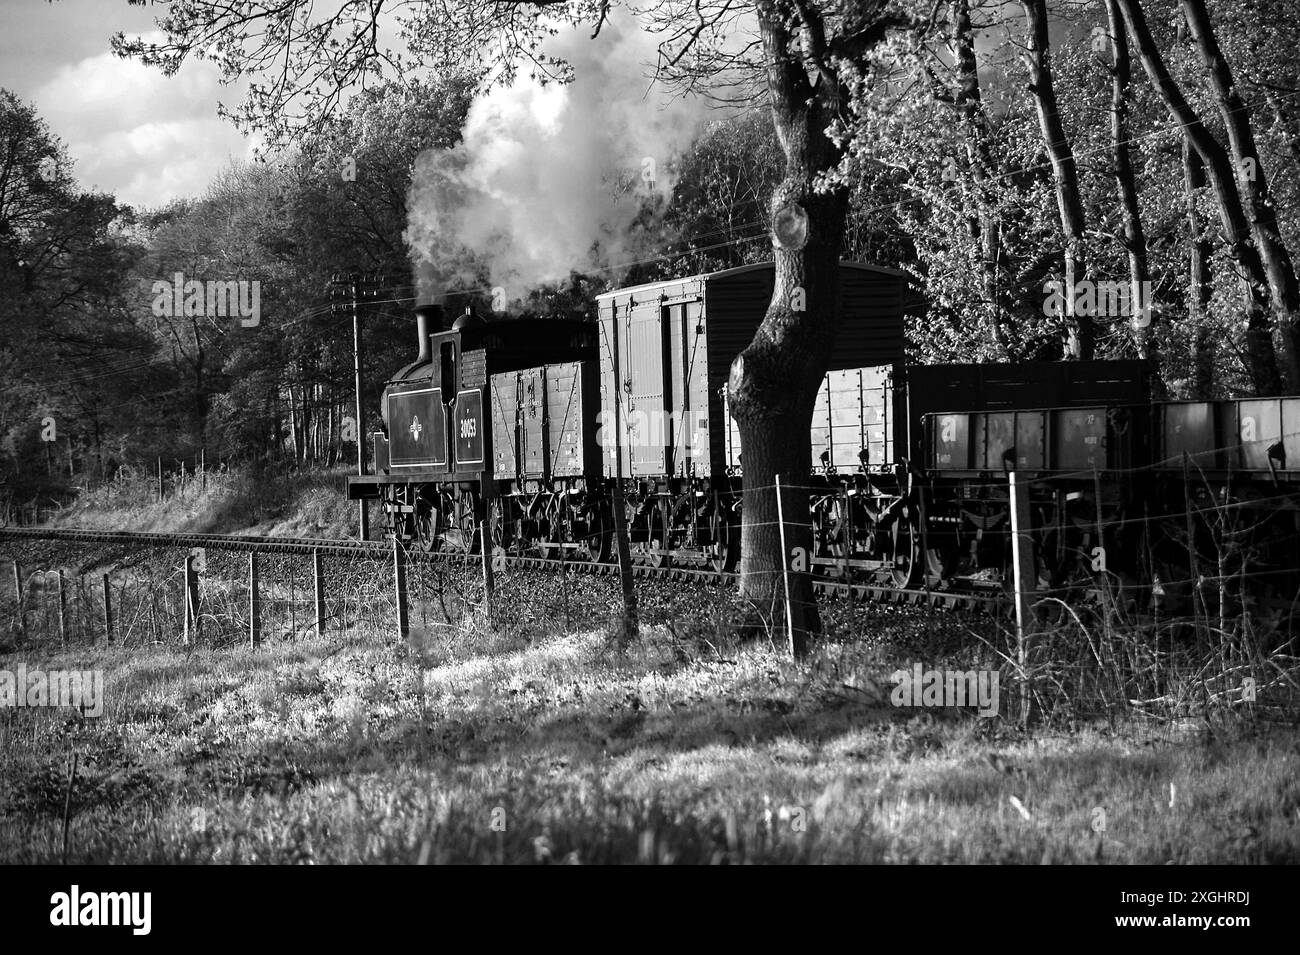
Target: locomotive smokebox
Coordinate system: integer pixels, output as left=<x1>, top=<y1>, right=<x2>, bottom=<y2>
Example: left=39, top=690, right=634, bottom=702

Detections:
left=413, top=303, right=443, bottom=363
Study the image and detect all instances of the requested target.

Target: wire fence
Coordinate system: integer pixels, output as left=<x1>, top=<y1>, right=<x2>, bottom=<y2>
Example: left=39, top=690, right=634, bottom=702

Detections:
left=3, top=463, right=1299, bottom=727
left=1, top=548, right=405, bottom=650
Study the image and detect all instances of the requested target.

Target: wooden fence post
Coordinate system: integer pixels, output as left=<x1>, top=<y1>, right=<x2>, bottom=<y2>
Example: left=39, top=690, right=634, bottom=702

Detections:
left=1008, top=471, right=1036, bottom=725
left=101, top=574, right=113, bottom=644
left=56, top=570, right=67, bottom=647
left=313, top=549, right=326, bottom=639
left=393, top=537, right=409, bottom=641
left=610, top=480, right=637, bottom=640
left=479, top=520, right=494, bottom=616
left=775, top=474, right=797, bottom=657
left=182, top=554, right=199, bottom=645
left=248, top=552, right=261, bottom=648
left=157, top=457, right=164, bottom=502
left=558, top=520, right=570, bottom=634
left=1181, top=452, right=1203, bottom=644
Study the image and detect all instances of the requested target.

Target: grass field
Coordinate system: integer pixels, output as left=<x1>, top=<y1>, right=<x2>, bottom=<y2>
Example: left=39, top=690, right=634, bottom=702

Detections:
left=3, top=610, right=1298, bottom=864
left=5, top=467, right=1298, bottom=863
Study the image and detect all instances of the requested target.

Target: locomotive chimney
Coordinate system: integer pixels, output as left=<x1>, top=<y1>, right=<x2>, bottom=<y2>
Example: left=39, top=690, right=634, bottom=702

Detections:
left=413, top=303, right=443, bottom=363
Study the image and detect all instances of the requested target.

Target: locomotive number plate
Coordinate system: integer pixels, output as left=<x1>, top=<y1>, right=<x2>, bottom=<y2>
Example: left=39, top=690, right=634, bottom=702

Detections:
left=455, top=389, right=484, bottom=465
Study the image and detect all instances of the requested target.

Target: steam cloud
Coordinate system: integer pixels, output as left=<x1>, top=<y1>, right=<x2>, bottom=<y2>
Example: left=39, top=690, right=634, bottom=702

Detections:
left=404, top=17, right=713, bottom=306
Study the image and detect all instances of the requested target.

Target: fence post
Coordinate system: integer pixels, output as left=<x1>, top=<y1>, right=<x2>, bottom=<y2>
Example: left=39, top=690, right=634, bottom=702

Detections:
left=393, top=537, right=410, bottom=641
left=1181, top=452, right=1202, bottom=645
left=56, top=570, right=67, bottom=647
left=101, top=574, right=113, bottom=644
left=182, top=554, right=199, bottom=645
left=312, top=549, right=325, bottom=639
left=12, top=561, right=25, bottom=642
left=200, top=448, right=206, bottom=492
left=558, top=519, right=570, bottom=634
left=610, top=480, right=637, bottom=640
left=917, top=475, right=932, bottom=600
left=249, top=552, right=261, bottom=648
left=774, top=474, right=797, bottom=657
left=157, top=457, right=164, bottom=503
left=479, top=520, right=494, bottom=616
left=1008, top=471, right=1036, bottom=725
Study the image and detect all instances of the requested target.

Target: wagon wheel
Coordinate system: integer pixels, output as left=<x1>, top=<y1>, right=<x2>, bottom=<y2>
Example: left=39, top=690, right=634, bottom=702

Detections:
left=823, top=497, right=854, bottom=580
left=1040, top=548, right=1100, bottom=625
left=707, top=501, right=739, bottom=574
left=538, top=495, right=564, bottom=560
left=487, top=498, right=511, bottom=564
left=919, top=522, right=959, bottom=588
left=645, top=505, right=670, bottom=569
left=578, top=502, right=611, bottom=563
left=890, top=507, right=921, bottom=589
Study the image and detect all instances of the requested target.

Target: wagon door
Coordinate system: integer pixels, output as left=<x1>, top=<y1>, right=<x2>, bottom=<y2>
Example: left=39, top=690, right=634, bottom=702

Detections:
left=519, top=367, right=548, bottom=480
left=670, top=298, right=708, bottom=476
left=546, top=362, right=587, bottom=478
left=490, top=371, right=521, bottom=481
left=623, top=303, right=670, bottom=476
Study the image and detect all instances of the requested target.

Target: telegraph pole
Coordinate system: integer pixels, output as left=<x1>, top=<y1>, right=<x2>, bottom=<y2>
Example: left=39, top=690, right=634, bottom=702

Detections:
left=350, top=275, right=370, bottom=541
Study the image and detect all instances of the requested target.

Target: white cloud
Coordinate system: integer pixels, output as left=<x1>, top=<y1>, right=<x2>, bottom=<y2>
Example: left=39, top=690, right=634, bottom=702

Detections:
left=32, top=42, right=254, bottom=207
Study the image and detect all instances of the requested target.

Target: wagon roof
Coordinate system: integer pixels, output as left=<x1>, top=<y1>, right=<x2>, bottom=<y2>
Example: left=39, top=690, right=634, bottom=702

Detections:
left=593, top=260, right=907, bottom=302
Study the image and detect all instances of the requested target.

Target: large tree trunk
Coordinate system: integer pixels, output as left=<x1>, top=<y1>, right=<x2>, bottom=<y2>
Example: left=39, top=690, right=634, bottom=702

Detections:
left=952, top=0, right=1007, bottom=356
left=1115, top=0, right=1281, bottom=394
left=1020, top=0, right=1092, bottom=359
left=728, top=7, right=851, bottom=657
left=1183, top=142, right=1215, bottom=398
left=1105, top=0, right=1159, bottom=383
left=1180, top=0, right=1300, bottom=384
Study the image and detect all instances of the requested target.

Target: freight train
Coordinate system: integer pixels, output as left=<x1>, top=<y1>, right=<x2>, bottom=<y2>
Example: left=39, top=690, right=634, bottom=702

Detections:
left=346, top=261, right=1300, bottom=609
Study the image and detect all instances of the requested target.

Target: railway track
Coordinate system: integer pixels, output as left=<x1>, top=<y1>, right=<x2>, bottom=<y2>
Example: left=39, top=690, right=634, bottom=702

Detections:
left=0, top=526, right=1001, bottom=612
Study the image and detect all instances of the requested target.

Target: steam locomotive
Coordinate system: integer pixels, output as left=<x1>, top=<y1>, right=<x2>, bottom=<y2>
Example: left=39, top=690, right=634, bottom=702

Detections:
left=346, top=261, right=1300, bottom=607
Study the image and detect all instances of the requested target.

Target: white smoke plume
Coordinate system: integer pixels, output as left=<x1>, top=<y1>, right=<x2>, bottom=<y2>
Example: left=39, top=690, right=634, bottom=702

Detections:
left=404, top=16, right=714, bottom=305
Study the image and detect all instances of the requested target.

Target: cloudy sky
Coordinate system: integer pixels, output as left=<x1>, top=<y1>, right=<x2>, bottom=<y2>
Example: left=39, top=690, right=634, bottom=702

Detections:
left=0, top=0, right=253, bottom=209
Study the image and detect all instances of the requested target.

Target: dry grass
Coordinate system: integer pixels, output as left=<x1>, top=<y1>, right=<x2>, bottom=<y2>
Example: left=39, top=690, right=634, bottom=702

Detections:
left=1, top=614, right=1297, bottom=864
left=49, top=464, right=364, bottom=539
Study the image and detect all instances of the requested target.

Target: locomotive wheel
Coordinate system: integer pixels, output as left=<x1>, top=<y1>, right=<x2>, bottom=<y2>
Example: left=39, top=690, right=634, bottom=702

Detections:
left=412, top=499, right=440, bottom=553
left=381, top=492, right=404, bottom=541
left=890, top=510, right=921, bottom=589
left=449, top=491, right=479, bottom=553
